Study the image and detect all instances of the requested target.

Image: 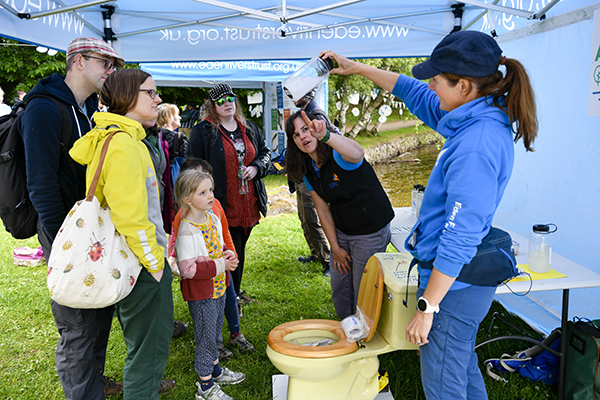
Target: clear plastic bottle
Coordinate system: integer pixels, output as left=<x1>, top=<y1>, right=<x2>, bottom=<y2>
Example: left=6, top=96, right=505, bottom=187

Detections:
left=282, top=55, right=334, bottom=101
left=238, top=161, right=248, bottom=195
left=528, top=223, right=557, bottom=273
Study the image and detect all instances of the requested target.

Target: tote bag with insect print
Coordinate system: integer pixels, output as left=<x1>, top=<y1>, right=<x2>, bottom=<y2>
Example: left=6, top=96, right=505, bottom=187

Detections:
left=47, top=132, right=142, bottom=309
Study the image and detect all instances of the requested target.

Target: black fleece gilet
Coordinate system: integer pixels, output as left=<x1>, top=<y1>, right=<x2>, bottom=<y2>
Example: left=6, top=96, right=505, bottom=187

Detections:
left=305, top=155, right=394, bottom=235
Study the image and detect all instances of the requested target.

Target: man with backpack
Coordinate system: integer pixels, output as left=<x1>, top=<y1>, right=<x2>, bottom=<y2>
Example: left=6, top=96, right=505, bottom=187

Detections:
left=18, top=37, right=124, bottom=399
left=290, top=87, right=335, bottom=277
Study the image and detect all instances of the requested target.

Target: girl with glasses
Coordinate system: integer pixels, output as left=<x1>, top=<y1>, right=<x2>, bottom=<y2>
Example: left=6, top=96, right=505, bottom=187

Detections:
left=188, top=83, right=270, bottom=334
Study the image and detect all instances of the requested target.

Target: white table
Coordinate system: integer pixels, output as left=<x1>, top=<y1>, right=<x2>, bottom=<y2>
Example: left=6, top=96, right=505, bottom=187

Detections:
left=389, top=207, right=600, bottom=400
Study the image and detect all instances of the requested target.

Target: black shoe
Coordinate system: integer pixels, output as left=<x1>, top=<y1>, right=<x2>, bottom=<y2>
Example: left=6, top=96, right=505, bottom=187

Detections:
left=102, top=375, right=123, bottom=397
left=158, top=378, right=176, bottom=394
left=297, top=255, right=318, bottom=263
left=238, top=291, right=258, bottom=304
left=323, top=265, right=331, bottom=278
left=172, top=320, right=188, bottom=338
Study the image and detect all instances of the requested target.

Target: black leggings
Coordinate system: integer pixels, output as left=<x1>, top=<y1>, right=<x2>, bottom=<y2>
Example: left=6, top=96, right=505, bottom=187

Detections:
left=229, top=226, right=254, bottom=297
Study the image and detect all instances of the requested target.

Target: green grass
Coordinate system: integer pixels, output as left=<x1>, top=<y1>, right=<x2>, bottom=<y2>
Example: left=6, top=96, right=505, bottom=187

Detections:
left=0, top=175, right=557, bottom=399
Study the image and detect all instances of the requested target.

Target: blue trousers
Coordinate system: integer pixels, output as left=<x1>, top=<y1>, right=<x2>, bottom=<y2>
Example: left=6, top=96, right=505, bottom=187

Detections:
left=224, top=271, right=240, bottom=335
left=417, top=284, right=496, bottom=400
left=330, top=223, right=391, bottom=320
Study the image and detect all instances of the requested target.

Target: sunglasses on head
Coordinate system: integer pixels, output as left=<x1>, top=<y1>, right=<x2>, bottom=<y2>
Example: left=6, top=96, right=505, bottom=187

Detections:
left=215, top=96, right=235, bottom=106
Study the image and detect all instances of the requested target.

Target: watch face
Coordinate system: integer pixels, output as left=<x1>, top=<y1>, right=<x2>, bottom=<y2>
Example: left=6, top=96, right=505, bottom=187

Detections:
left=417, top=299, right=427, bottom=312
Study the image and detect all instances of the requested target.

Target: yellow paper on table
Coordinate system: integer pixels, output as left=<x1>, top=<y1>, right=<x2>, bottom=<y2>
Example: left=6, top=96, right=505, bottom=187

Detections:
left=509, top=264, right=567, bottom=282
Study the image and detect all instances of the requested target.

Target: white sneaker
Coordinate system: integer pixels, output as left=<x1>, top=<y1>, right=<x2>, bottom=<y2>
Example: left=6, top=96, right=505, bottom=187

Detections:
left=213, top=367, right=246, bottom=385
left=195, top=382, right=234, bottom=400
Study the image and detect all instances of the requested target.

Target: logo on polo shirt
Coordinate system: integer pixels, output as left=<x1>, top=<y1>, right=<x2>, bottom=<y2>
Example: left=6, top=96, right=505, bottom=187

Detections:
left=329, top=173, right=340, bottom=189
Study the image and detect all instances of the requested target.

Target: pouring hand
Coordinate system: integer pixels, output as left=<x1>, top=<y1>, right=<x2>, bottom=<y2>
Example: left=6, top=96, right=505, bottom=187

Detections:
left=319, top=50, right=360, bottom=76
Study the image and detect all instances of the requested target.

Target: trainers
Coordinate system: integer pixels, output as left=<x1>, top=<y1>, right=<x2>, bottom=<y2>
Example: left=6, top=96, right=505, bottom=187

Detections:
left=323, top=265, right=331, bottom=278
left=238, top=291, right=258, bottom=304
left=213, top=366, right=246, bottom=385
left=230, top=333, right=255, bottom=353
left=172, top=320, right=188, bottom=338
left=218, top=343, right=234, bottom=361
left=297, top=255, right=318, bottom=263
left=102, top=375, right=123, bottom=397
left=158, top=378, right=176, bottom=394
left=195, top=382, right=234, bottom=400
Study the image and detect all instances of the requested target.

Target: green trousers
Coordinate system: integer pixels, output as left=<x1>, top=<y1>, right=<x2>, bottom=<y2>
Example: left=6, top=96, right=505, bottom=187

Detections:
left=116, top=262, right=174, bottom=400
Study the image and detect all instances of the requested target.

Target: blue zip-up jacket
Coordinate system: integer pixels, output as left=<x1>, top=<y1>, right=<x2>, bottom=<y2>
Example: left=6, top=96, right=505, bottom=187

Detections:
left=392, top=75, right=514, bottom=280
left=19, top=73, right=98, bottom=239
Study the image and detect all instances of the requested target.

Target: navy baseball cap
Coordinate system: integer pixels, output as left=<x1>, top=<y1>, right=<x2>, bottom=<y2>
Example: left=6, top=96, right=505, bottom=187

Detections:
left=412, top=31, right=502, bottom=80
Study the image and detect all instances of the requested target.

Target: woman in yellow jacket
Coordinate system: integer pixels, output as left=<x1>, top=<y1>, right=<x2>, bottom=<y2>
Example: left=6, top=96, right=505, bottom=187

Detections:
left=70, top=69, right=174, bottom=399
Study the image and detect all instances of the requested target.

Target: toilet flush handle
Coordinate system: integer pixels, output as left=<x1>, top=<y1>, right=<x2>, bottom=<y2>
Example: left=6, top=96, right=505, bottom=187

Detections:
left=387, top=293, right=393, bottom=301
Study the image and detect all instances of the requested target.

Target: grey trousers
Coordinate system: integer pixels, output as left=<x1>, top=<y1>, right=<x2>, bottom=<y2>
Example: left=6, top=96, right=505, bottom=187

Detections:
left=51, top=301, right=115, bottom=400
left=330, top=223, right=391, bottom=320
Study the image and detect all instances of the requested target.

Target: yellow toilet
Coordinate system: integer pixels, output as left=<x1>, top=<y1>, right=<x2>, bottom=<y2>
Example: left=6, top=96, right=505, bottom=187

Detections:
left=266, top=252, right=418, bottom=400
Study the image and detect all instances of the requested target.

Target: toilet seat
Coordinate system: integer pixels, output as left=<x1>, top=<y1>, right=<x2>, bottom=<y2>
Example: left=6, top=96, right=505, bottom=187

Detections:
left=268, top=257, right=385, bottom=359
left=267, top=319, right=358, bottom=358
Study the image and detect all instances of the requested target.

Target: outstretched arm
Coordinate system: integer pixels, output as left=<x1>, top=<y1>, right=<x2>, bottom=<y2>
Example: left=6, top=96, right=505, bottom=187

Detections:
left=320, top=50, right=401, bottom=93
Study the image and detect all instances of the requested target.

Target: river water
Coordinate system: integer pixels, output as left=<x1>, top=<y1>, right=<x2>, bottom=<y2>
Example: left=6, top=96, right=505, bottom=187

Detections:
left=372, top=143, right=441, bottom=208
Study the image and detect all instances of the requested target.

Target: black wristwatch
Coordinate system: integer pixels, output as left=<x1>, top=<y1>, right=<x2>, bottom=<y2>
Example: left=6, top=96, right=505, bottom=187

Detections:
left=417, top=296, right=439, bottom=314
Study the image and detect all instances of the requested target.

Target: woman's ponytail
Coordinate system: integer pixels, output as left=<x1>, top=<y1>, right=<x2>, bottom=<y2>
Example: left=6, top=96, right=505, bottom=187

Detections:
left=502, top=58, right=538, bottom=151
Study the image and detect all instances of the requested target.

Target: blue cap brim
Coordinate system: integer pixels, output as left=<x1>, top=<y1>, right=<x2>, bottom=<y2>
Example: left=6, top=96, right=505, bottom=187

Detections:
left=412, top=60, right=442, bottom=80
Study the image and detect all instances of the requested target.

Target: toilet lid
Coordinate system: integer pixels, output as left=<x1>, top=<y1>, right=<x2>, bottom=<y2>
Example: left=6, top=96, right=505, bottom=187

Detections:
left=356, top=254, right=385, bottom=342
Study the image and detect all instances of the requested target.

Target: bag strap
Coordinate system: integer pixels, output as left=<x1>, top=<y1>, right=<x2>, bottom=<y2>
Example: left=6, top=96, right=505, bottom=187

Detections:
left=86, top=131, right=122, bottom=201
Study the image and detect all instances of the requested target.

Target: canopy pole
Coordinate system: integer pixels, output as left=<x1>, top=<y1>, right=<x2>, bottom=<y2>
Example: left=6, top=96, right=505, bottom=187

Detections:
left=451, top=4, right=464, bottom=34
left=101, top=5, right=116, bottom=46
left=17, top=0, right=112, bottom=19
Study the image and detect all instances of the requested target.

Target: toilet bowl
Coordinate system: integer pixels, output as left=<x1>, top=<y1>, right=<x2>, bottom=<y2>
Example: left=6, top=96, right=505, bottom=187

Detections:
left=266, top=252, right=419, bottom=400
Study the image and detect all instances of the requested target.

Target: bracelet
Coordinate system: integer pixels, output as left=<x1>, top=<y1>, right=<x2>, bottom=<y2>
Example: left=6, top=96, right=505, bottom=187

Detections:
left=319, top=129, right=331, bottom=143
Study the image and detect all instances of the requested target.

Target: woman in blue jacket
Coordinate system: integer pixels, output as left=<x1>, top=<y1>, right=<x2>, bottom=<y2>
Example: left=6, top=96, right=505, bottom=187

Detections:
left=322, top=30, right=537, bottom=400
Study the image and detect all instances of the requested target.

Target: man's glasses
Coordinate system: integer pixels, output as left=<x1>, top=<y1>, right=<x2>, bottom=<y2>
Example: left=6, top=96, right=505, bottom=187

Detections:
left=140, top=89, right=161, bottom=99
left=83, top=55, right=115, bottom=71
left=215, top=96, right=236, bottom=106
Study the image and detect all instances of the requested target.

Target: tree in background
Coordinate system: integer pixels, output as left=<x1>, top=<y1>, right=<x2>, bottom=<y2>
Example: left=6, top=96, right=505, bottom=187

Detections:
left=0, top=38, right=67, bottom=103
left=328, top=57, right=426, bottom=138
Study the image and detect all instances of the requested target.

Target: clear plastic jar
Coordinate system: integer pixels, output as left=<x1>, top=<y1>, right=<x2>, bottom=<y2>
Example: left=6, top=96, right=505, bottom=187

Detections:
left=528, top=223, right=557, bottom=273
